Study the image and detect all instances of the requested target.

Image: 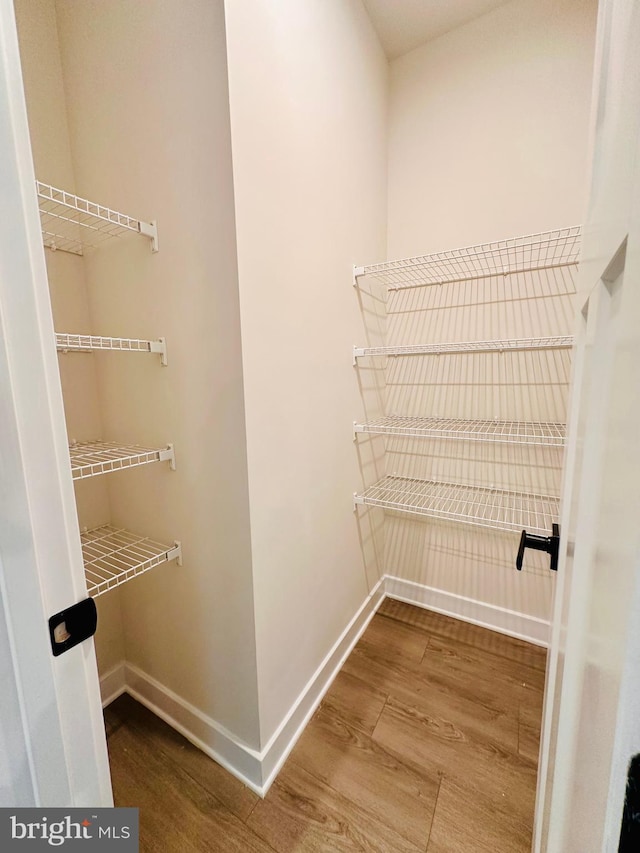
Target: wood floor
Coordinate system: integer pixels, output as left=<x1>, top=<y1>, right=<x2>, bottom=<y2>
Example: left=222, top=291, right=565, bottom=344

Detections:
left=105, top=600, right=547, bottom=852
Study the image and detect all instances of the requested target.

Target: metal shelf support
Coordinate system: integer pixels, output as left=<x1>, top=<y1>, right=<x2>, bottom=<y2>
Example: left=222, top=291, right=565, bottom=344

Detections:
left=81, top=525, right=182, bottom=597
left=37, top=181, right=159, bottom=255
left=70, top=441, right=176, bottom=480
left=354, top=226, right=581, bottom=290
left=56, top=333, right=168, bottom=366
left=354, top=416, right=566, bottom=447
left=353, top=336, right=575, bottom=359
left=354, top=475, right=559, bottom=536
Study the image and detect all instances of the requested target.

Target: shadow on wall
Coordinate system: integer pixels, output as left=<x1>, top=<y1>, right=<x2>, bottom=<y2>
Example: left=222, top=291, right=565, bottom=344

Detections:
left=352, top=244, right=576, bottom=612
left=353, top=276, right=388, bottom=594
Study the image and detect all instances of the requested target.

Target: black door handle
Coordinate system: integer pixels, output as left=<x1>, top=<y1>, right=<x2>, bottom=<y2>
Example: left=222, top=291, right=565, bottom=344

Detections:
left=516, top=523, right=560, bottom=572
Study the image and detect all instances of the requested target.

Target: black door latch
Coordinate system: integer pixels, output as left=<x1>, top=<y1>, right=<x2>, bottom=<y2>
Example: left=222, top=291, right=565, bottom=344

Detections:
left=48, top=597, right=97, bottom=657
left=516, top=523, right=560, bottom=572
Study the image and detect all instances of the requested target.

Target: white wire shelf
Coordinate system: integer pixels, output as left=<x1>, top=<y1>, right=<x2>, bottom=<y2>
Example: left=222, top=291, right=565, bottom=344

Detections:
left=56, top=333, right=167, bottom=365
left=354, top=476, right=558, bottom=535
left=37, top=181, right=158, bottom=255
left=82, top=525, right=182, bottom=598
left=354, top=416, right=566, bottom=447
left=353, top=336, right=574, bottom=361
left=354, top=226, right=581, bottom=289
left=70, top=441, right=175, bottom=480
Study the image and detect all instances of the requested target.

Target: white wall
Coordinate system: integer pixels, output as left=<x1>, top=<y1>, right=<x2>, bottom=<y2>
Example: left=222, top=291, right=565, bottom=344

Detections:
left=388, top=0, right=598, bottom=257
left=16, top=0, right=388, bottom=775
left=10, top=0, right=595, bottom=791
left=18, top=0, right=261, bottom=750
left=224, top=0, right=388, bottom=745
left=381, top=0, right=597, bottom=634
left=14, top=0, right=125, bottom=676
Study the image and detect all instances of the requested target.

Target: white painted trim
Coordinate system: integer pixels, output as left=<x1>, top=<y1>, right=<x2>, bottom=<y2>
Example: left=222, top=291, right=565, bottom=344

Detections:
left=0, top=1, right=111, bottom=807
left=123, top=663, right=264, bottom=795
left=99, top=662, right=126, bottom=709
left=383, top=574, right=550, bottom=647
left=258, top=575, right=386, bottom=792
left=100, top=576, right=386, bottom=796
left=99, top=575, right=545, bottom=796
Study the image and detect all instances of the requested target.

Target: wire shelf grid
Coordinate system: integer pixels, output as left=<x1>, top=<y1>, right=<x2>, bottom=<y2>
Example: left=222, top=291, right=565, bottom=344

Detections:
left=354, top=476, right=558, bottom=535
left=354, top=416, right=566, bottom=447
left=37, top=181, right=157, bottom=255
left=56, top=333, right=167, bottom=364
left=355, top=226, right=581, bottom=289
left=354, top=336, right=574, bottom=360
left=81, top=525, right=181, bottom=597
left=70, top=441, right=175, bottom=480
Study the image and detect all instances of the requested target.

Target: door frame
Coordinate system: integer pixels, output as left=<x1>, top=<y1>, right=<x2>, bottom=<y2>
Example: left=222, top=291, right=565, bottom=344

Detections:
left=534, top=0, right=640, bottom=846
left=0, top=0, right=111, bottom=806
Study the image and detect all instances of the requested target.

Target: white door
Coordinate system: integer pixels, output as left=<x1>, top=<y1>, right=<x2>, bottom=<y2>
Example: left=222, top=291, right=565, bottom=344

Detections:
left=534, top=0, right=640, bottom=848
left=0, top=0, right=111, bottom=806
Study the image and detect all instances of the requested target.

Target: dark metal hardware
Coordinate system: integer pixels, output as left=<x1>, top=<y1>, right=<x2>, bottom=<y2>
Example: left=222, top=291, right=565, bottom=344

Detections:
left=516, top=523, right=560, bottom=572
left=619, top=754, right=640, bottom=851
left=48, top=597, right=97, bottom=657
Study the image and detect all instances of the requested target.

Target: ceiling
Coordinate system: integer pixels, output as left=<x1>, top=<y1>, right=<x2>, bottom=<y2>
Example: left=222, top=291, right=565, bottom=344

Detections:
left=361, top=0, right=513, bottom=60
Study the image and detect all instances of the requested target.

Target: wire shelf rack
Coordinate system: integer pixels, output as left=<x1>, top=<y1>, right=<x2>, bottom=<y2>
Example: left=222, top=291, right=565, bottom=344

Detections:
left=70, top=441, right=175, bottom=480
left=354, top=476, right=558, bottom=535
left=37, top=181, right=158, bottom=255
left=354, top=416, right=566, bottom=447
left=81, top=525, right=182, bottom=598
left=56, top=333, right=167, bottom=365
left=354, top=226, right=581, bottom=289
left=353, top=336, right=574, bottom=361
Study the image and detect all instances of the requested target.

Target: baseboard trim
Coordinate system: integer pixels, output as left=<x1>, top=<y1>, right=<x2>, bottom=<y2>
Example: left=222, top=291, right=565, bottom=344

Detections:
left=99, top=661, right=126, bottom=708
left=123, top=663, right=264, bottom=795
left=258, top=574, right=386, bottom=792
left=99, top=575, right=545, bottom=796
left=383, top=574, right=550, bottom=647
left=100, top=575, right=386, bottom=797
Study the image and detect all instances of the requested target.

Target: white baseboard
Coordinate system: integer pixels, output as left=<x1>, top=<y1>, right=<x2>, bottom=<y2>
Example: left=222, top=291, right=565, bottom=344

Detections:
left=123, top=662, right=264, bottom=795
left=99, top=574, right=546, bottom=797
left=383, top=574, right=550, bottom=647
left=258, top=574, right=386, bottom=792
left=100, top=575, right=386, bottom=797
left=99, top=661, right=126, bottom=708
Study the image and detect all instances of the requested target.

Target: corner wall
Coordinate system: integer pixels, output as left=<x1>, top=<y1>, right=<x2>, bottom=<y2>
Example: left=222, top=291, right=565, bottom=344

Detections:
left=52, top=0, right=261, bottom=749
left=384, top=0, right=598, bottom=633
left=223, top=0, right=388, bottom=746
left=388, top=0, right=598, bottom=256
left=14, top=0, right=125, bottom=677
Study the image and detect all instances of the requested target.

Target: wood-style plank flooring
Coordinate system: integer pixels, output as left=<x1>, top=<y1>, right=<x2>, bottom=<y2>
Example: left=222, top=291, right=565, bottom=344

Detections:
left=105, top=600, right=546, bottom=851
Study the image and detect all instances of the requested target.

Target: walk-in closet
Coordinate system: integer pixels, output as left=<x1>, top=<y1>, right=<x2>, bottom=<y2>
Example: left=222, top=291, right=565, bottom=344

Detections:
left=5, top=0, right=606, bottom=848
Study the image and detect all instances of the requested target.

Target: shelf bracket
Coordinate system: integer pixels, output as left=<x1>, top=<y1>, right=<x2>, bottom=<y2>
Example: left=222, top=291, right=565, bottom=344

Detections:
left=168, top=541, right=182, bottom=567
left=353, top=346, right=366, bottom=365
left=150, top=337, right=168, bottom=366
left=353, top=265, right=365, bottom=287
left=138, top=219, right=159, bottom=253
left=159, top=443, right=176, bottom=470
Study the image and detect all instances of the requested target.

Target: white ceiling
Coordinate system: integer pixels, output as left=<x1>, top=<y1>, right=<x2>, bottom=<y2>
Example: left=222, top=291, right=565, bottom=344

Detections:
left=362, top=0, right=513, bottom=60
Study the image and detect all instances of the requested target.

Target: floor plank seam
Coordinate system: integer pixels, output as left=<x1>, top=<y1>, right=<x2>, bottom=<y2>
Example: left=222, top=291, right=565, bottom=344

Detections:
left=517, top=701, right=523, bottom=758
left=107, top=602, right=543, bottom=852
left=120, top=713, right=244, bottom=822
left=371, top=692, right=391, bottom=735
left=244, top=793, right=261, bottom=825
left=424, top=772, right=443, bottom=852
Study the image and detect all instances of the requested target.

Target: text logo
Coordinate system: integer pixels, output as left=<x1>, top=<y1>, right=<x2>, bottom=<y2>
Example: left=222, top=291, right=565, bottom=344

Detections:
left=1, top=809, right=138, bottom=850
